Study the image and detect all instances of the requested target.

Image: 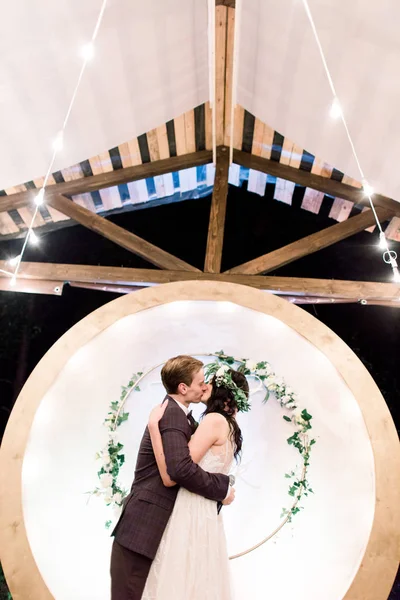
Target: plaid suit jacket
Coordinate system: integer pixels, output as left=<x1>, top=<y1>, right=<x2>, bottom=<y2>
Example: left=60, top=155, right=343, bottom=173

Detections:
left=112, top=396, right=230, bottom=559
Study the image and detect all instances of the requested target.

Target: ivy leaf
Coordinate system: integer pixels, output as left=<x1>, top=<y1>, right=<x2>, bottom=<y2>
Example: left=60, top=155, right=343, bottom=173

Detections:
left=310, top=439, right=316, bottom=446
left=283, top=416, right=292, bottom=422
left=301, top=409, right=312, bottom=422
left=105, top=520, right=112, bottom=529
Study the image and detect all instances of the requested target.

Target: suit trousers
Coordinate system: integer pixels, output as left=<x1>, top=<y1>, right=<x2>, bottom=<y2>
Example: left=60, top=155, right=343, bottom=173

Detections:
left=110, top=539, right=152, bottom=600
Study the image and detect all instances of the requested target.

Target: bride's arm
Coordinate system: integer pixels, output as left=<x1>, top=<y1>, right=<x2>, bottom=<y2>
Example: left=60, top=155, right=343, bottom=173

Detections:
left=188, top=413, right=227, bottom=464
left=148, top=403, right=176, bottom=487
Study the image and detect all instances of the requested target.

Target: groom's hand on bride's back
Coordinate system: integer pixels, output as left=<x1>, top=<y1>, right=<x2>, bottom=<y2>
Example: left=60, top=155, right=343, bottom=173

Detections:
left=221, top=487, right=235, bottom=505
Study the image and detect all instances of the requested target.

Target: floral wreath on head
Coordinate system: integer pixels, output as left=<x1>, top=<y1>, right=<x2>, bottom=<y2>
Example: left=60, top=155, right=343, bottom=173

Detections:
left=204, top=361, right=250, bottom=413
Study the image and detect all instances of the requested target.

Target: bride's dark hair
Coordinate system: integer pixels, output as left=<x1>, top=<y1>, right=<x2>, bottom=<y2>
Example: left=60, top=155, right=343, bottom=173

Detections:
left=202, top=369, right=248, bottom=460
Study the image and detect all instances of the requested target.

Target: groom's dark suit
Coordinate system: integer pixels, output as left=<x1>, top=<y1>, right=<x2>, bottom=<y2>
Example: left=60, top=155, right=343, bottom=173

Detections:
left=110, top=396, right=229, bottom=599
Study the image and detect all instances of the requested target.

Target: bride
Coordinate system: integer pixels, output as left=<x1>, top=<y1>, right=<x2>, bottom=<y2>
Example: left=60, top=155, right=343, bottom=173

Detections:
left=141, top=366, right=249, bottom=600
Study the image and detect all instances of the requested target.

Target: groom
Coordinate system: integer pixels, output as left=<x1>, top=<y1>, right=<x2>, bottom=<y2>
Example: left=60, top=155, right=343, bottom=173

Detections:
left=110, top=355, right=235, bottom=599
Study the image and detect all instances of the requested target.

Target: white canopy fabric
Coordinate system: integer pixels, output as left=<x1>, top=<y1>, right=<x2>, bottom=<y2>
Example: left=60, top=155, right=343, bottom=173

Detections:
left=238, top=0, right=400, bottom=201
left=0, top=0, right=208, bottom=190
left=1, top=0, right=400, bottom=203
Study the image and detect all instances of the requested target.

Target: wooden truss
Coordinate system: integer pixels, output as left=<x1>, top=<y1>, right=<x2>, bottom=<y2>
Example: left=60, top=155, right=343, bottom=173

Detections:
left=0, top=2, right=399, bottom=306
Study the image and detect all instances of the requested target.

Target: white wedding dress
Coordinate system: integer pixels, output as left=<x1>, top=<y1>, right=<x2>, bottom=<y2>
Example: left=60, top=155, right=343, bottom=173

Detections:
left=142, top=440, right=234, bottom=600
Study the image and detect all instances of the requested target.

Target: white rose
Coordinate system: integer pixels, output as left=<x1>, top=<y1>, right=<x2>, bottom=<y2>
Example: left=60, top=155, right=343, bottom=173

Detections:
left=246, top=360, right=258, bottom=372
left=216, top=364, right=230, bottom=377
left=257, top=367, right=271, bottom=377
left=100, top=473, right=113, bottom=488
left=104, top=489, right=114, bottom=504
left=102, top=453, right=111, bottom=466
left=113, top=505, right=122, bottom=519
left=285, top=386, right=293, bottom=395
left=108, top=431, right=117, bottom=441
left=113, top=492, right=123, bottom=505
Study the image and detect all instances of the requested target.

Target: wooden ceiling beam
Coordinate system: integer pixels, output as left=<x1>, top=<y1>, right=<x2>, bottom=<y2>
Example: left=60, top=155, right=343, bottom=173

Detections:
left=0, top=150, right=212, bottom=213
left=46, top=195, right=200, bottom=272
left=226, top=206, right=393, bottom=275
left=233, top=149, right=400, bottom=217
left=204, top=147, right=229, bottom=272
left=1, top=261, right=398, bottom=301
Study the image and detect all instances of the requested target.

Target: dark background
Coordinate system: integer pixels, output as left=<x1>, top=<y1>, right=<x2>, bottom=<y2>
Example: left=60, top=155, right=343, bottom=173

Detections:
left=0, top=183, right=399, bottom=597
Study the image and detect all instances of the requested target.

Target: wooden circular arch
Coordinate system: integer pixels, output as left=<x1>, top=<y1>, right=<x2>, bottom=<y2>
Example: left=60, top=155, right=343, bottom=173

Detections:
left=0, top=281, right=399, bottom=599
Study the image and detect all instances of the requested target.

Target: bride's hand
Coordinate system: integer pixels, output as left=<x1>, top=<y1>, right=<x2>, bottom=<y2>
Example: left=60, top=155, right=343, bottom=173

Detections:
left=148, top=402, right=168, bottom=428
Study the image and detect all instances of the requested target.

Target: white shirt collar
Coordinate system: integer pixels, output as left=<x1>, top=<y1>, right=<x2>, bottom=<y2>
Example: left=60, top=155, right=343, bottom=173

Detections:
left=171, top=398, right=189, bottom=415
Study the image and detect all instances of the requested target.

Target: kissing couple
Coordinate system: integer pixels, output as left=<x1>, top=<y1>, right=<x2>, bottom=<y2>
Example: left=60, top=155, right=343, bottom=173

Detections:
left=110, top=354, right=249, bottom=599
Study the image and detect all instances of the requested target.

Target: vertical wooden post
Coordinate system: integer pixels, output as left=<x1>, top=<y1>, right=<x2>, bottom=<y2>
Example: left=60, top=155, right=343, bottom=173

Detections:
left=204, top=146, right=230, bottom=273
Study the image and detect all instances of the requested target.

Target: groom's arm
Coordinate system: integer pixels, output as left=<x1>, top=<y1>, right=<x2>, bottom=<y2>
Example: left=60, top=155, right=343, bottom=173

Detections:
left=160, top=419, right=229, bottom=502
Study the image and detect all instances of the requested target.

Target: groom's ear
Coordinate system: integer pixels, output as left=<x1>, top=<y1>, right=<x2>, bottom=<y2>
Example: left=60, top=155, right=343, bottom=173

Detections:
left=177, top=382, right=188, bottom=395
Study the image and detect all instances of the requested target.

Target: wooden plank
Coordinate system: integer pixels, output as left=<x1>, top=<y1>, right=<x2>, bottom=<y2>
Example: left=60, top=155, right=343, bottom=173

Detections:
left=33, top=174, right=70, bottom=223
left=329, top=198, right=353, bottom=222
left=216, top=0, right=235, bottom=6
left=260, top=124, right=274, bottom=159
left=385, top=216, right=400, bottom=242
left=0, top=212, right=19, bottom=234
left=146, top=129, right=160, bottom=162
left=233, top=105, right=244, bottom=150
left=46, top=195, right=200, bottom=272
left=204, top=147, right=230, bottom=273
left=205, top=101, right=213, bottom=151
left=156, top=124, right=170, bottom=160
left=251, top=119, right=264, bottom=157
left=0, top=278, right=63, bottom=295
left=223, top=7, right=235, bottom=147
left=1, top=261, right=398, bottom=300
left=119, top=138, right=142, bottom=168
left=184, top=110, right=196, bottom=154
left=233, top=149, right=400, bottom=217
left=215, top=5, right=227, bottom=146
left=69, top=282, right=400, bottom=307
left=174, top=114, right=187, bottom=156
left=226, top=207, right=393, bottom=275
left=0, top=151, right=212, bottom=213
left=89, top=152, right=122, bottom=210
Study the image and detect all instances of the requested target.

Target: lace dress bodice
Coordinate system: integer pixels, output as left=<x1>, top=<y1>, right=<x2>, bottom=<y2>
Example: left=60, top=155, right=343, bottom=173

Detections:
left=198, top=440, right=234, bottom=475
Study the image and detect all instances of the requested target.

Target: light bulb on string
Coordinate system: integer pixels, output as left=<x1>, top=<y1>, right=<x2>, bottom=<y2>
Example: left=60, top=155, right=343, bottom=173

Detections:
left=8, top=255, right=21, bottom=266
left=329, top=98, right=342, bottom=119
left=378, top=231, right=388, bottom=250
left=393, top=266, right=400, bottom=283
left=362, top=178, right=374, bottom=197
left=81, top=42, right=95, bottom=61
left=29, top=230, right=39, bottom=245
left=53, top=130, right=64, bottom=152
left=10, top=276, right=17, bottom=287
left=35, top=188, right=45, bottom=206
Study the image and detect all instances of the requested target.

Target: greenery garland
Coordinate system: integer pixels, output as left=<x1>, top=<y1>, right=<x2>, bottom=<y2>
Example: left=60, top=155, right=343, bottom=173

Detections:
left=90, top=352, right=316, bottom=528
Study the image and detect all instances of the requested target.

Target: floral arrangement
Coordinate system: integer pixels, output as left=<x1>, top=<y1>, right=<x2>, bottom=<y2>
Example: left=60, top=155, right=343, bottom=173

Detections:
left=90, top=352, right=315, bottom=528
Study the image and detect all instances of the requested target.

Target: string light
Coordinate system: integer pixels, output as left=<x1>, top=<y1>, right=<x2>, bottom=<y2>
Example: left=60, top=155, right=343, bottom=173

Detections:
left=8, top=255, right=20, bottom=266
left=8, top=0, right=108, bottom=290
left=378, top=231, right=388, bottom=250
left=362, top=179, right=374, bottom=197
left=329, top=98, right=342, bottom=119
left=301, top=0, right=399, bottom=285
left=29, top=230, right=39, bottom=245
left=34, top=188, right=45, bottom=206
left=81, top=42, right=95, bottom=61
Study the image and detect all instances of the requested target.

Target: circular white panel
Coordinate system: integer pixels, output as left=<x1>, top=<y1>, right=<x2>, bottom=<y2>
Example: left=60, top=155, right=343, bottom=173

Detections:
left=22, top=301, right=375, bottom=600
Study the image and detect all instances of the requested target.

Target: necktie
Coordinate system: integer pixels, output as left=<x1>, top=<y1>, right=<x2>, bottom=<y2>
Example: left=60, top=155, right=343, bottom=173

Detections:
left=187, top=410, right=197, bottom=433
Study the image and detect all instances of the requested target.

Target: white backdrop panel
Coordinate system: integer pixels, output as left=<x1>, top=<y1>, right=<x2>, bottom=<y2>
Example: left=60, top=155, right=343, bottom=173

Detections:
left=22, top=301, right=375, bottom=600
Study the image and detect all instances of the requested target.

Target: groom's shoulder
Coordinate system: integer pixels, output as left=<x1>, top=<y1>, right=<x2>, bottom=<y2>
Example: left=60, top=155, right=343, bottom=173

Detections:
left=161, top=396, right=185, bottom=424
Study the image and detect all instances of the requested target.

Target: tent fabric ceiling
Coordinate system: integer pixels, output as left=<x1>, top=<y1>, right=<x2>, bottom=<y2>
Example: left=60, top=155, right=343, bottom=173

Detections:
left=238, top=0, right=400, bottom=202
left=1, top=0, right=399, bottom=204
left=0, top=0, right=208, bottom=190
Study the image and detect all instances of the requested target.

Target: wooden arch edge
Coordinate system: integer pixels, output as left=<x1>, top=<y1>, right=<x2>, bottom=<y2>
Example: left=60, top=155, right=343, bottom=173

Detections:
left=0, top=281, right=399, bottom=599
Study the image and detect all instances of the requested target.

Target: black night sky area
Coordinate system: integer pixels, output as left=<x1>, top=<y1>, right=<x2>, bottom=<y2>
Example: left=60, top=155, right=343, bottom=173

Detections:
left=0, top=183, right=399, bottom=597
